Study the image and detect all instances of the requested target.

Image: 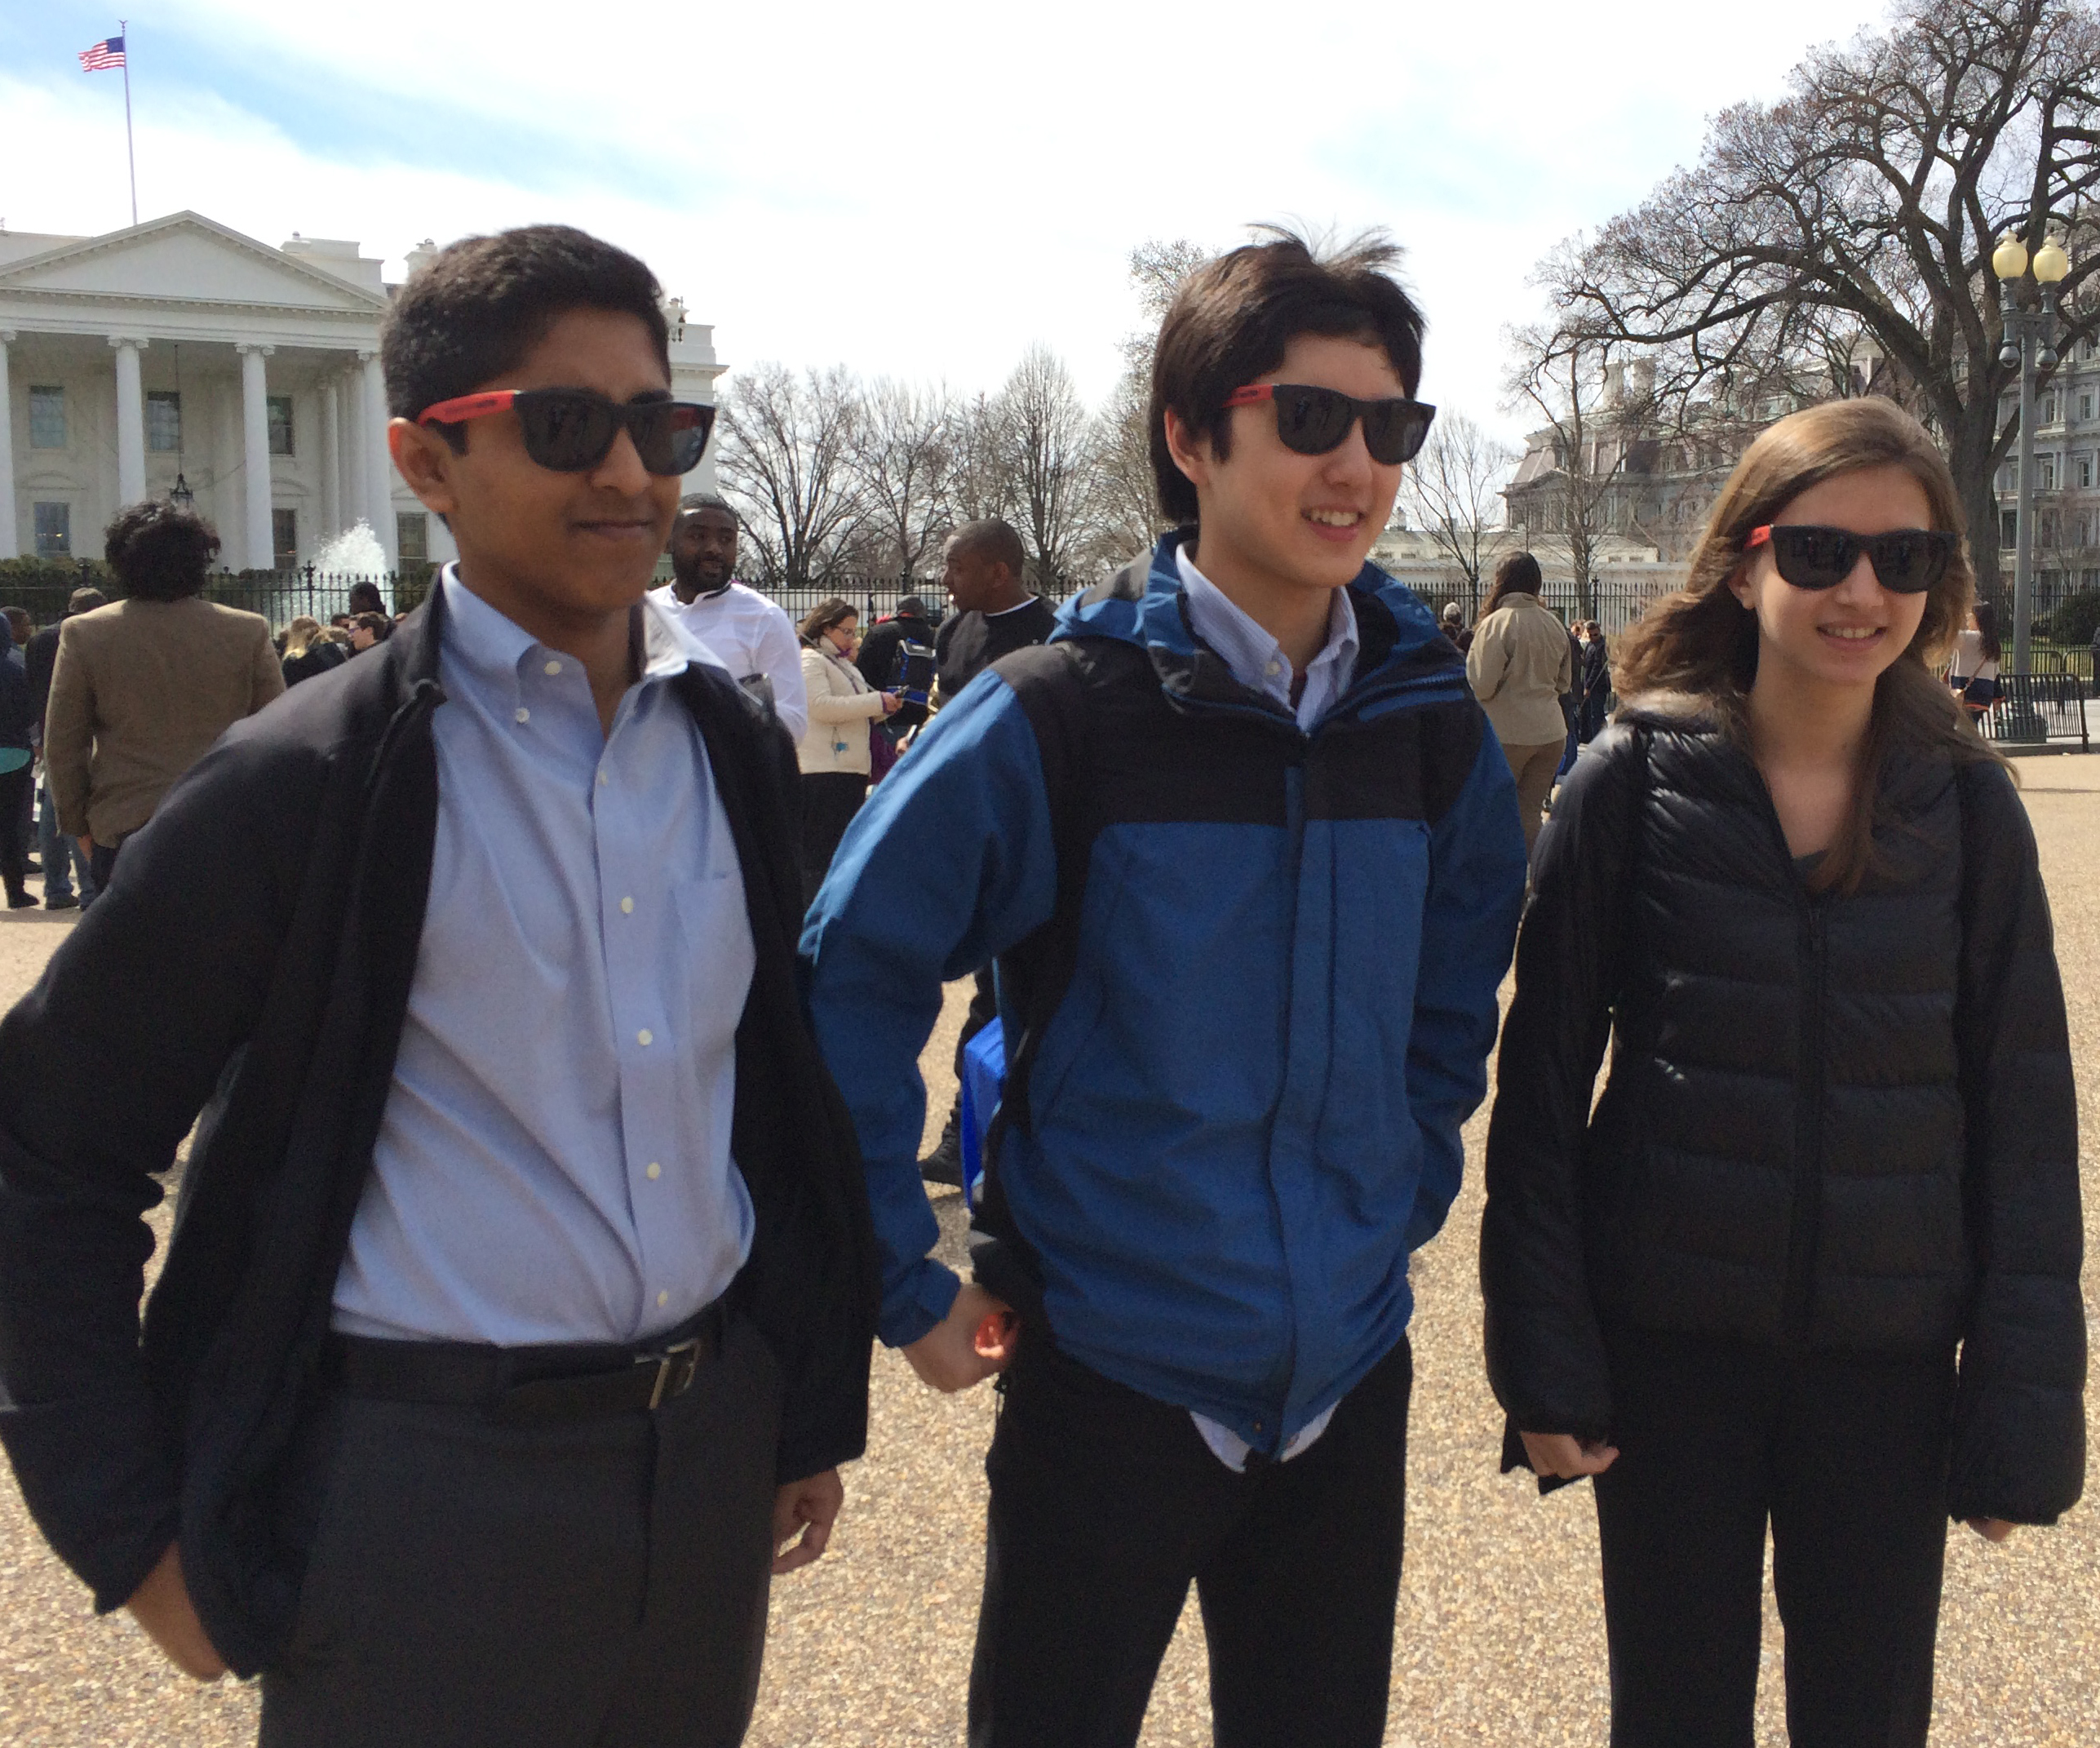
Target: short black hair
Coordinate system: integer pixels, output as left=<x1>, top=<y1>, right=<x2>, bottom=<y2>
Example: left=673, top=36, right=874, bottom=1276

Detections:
left=1149, top=228, right=1426, bottom=526
left=104, top=500, right=220, bottom=601
left=382, top=225, right=671, bottom=446
left=948, top=517, right=1026, bottom=579
left=677, top=491, right=736, bottom=521
left=346, top=579, right=387, bottom=615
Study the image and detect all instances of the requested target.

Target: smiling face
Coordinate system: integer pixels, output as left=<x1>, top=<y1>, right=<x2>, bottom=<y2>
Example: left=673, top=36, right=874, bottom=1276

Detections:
left=388, top=306, right=679, bottom=637
left=1166, top=331, right=1407, bottom=598
left=1731, top=464, right=1934, bottom=696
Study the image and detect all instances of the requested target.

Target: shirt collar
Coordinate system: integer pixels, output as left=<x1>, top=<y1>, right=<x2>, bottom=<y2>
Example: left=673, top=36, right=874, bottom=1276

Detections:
left=441, top=564, right=711, bottom=694
left=1174, top=543, right=1359, bottom=689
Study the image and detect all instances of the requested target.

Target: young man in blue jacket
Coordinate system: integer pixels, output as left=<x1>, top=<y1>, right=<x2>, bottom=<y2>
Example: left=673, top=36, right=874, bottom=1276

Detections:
left=801, top=231, right=1527, bottom=1746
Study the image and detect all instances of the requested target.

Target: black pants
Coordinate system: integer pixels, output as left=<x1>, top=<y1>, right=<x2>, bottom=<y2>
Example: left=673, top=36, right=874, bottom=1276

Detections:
left=798, top=770, right=866, bottom=909
left=89, top=834, right=126, bottom=892
left=0, top=764, right=29, bottom=898
left=1593, top=1328, right=1956, bottom=1748
left=969, top=1332, right=1412, bottom=1748
left=259, top=1316, right=783, bottom=1748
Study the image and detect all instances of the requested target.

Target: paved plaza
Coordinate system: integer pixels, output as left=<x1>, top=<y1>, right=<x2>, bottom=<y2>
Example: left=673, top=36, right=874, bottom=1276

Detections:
left=0, top=758, right=2094, bottom=1746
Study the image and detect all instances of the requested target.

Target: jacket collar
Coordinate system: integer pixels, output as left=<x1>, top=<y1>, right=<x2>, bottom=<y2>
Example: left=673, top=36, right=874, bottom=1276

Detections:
left=1055, top=528, right=1464, bottom=724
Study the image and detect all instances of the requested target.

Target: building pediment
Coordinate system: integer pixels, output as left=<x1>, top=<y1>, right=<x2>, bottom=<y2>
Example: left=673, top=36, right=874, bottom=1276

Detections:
left=0, top=212, right=388, bottom=316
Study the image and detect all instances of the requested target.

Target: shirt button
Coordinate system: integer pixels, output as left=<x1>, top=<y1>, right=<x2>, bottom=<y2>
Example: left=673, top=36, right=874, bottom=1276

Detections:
left=1265, top=661, right=1281, bottom=677
left=646, top=1161, right=662, bottom=1180
left=543, top=659, right=562, bottom=676
left=620, top=896, right=635, bottom=914
left=514, top=707, right=530, bottom=725
left=636, top=1028, right=653, bottom=1047
left=596, top=770, right=609, bottom=787
left=657, top=1290, right=669, bottom=1308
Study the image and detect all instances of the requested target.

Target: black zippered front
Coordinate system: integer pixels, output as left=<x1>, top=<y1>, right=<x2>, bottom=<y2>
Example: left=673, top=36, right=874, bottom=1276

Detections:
left=1781, top=893, right=1828, bottom=1345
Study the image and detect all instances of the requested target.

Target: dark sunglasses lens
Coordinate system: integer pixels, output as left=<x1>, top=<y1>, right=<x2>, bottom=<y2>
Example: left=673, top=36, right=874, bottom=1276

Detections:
left=1362, top=402, right=1433, bottom=465
left=632, top=404, right=715, bottom=476
left=1770, top=527, right=1857, bottom=590
left=519, top=393, right=619, bottom=472
left=1272, top=387, right=1353, bottom=455
left=1867, top=531, right=1948, bottom=593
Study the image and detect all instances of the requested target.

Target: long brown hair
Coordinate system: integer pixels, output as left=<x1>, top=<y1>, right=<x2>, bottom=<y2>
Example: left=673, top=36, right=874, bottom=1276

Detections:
left=1480, top=550, right=1544, bottom=619
left=799, top=597, right=857, bottom=647
left=1614, top=397, right=2002, bottom=894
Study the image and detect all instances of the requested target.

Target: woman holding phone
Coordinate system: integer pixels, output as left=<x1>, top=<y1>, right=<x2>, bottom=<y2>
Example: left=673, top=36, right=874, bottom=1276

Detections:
left=1481, top=398, right=2084, bottom=1746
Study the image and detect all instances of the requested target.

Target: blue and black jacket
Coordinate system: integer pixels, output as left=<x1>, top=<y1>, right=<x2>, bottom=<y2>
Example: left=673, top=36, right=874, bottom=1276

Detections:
left=801, top=530, right=1526, bottom=1456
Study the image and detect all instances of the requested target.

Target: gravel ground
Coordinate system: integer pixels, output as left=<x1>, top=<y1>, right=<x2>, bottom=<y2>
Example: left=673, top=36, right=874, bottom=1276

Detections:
left=2, top=756, right=2095, bottom=1744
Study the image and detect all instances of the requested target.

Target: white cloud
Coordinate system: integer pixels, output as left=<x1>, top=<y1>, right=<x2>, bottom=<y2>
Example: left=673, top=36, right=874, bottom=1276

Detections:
left=6, top=0, right=1896, bottom=441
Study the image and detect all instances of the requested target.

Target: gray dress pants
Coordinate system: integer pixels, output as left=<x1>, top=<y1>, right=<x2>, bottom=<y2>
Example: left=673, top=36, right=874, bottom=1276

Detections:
left=259, top=1317, right=783, bottom=1748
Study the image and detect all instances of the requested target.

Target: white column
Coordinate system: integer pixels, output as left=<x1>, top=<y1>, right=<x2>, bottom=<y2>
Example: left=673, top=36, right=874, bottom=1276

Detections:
left=111, top=335, right=148, bottom=507
left=237, top=344, right=275, bottom=571
left=0, top=331, right=17, bottom=560
left=360, top=350, right=397, bottom=570
left=339, top=363, right=365, bottom=541
left=320, top=377, right=341, bottom=539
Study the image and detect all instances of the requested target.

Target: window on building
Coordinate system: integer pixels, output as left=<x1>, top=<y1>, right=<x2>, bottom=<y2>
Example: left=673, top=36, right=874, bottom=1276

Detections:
left=2078, top=515, right=2091, bottom=546
left=2044, top=395, right=2057, bottom=424
left=267, top=395, right=295, bottom=457
left=2082, top=393, right=2094, bottom=421
left=272, top=508, right=299, bottom=570
left=146, top=390, right=183, bottom=454
left=33, top=502, right=70, bottom=558
left=2002, top=509, right=2019, bottom=548
left=2042, top=459, right=2057, bottom=489
left=28, top=388, right=65, bottom=450
left=397, top=511, right=429, bottom=562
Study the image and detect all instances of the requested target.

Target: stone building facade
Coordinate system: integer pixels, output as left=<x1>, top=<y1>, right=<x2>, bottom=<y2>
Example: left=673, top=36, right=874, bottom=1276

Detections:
left=0, top=211, right=724, bottom=573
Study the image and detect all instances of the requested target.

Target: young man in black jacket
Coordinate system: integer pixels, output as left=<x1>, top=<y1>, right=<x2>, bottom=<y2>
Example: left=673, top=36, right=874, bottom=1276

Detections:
left=0, top=226, right=875, bottom=1746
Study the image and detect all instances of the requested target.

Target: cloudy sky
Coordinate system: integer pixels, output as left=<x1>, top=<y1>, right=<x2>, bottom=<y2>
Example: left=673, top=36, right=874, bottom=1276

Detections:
left=6, top=0, right=1894, bottom=442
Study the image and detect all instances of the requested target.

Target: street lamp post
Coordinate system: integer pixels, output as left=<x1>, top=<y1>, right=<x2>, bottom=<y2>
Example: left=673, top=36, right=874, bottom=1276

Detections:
left=1995, top=229, right=2072, bottom=680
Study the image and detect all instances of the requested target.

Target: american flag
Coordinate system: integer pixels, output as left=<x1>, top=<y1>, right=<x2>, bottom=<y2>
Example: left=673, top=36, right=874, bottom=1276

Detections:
left=79, top=36, right=126, bottom=71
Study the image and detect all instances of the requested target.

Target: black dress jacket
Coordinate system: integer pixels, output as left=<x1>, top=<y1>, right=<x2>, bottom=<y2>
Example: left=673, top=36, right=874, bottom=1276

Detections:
left=0, top=585, right=879, bottom=1675
left=1482, top=712, right=2084, bottom=1526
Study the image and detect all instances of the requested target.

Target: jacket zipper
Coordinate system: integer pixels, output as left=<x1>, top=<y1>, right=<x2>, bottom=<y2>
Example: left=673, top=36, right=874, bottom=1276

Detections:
left=1782, top=893, right=1828, bottom=1345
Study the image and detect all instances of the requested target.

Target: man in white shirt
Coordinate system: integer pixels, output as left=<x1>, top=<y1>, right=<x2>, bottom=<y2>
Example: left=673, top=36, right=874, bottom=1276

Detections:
left=654, top=495, right=809, bottom=741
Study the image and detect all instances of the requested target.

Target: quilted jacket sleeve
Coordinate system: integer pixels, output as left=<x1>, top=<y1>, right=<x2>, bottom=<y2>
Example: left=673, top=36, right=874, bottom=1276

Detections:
left=1948, top=759, right=2086, bottom=1525
left=1479, top=725, right=1645, bottom=1444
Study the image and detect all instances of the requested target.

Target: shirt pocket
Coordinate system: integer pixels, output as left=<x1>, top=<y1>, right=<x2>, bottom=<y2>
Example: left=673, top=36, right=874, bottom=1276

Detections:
left=672, top=868, right=756, bottom=1061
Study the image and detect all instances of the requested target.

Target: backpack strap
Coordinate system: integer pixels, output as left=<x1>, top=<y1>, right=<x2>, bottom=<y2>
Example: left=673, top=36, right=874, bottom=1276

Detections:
left=963, top=638, right=1111, bottom=1317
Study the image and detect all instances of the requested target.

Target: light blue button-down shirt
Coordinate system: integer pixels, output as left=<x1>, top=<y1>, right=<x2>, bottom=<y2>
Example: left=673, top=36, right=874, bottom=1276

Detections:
left=1176, top=542, right=1360, bottom=730
left=331, top=568, right=757, bottom=1346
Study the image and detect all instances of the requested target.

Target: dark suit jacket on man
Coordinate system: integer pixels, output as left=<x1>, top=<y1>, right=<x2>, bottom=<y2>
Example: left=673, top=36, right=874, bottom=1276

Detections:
left=0, top=587, right=878, bottom=1675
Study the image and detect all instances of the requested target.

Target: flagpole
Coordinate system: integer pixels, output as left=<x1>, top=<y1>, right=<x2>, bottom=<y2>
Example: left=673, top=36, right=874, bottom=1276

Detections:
left=119, top=20, right=137, bottom=227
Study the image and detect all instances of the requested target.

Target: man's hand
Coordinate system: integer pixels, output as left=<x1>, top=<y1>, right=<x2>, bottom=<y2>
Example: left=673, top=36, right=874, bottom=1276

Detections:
left=772, top=1469, right=844, bottom=1575
left=1519, top=1430, right=1619, bottom=1480
left=1967, top=1517, right=2017, bottom=1543
left=902, top=1282, right=1018, bottom=1393
left=125, top=1542, right=227, bottom=1680
left=76, top=834, right=93, bottom=858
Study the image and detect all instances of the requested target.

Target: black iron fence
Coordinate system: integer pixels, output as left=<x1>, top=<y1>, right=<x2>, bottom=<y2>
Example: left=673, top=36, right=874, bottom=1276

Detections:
left=0, top=567, right=436, bottom=632
left=1974, top=673, right=2090, bottom=749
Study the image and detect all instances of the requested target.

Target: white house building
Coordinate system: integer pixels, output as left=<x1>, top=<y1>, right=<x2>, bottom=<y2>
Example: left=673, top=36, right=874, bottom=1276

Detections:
left=0, top=211, right=725, bottom=575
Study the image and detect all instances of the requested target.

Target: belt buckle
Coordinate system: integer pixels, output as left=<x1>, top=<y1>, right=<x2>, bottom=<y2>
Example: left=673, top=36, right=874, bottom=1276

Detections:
left=640, top=1333, right=705, bottom=1411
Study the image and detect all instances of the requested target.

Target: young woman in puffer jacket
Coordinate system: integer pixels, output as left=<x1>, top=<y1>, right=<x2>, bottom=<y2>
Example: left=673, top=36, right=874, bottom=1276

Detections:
left=1481, top=397, right=2084, bottom=1746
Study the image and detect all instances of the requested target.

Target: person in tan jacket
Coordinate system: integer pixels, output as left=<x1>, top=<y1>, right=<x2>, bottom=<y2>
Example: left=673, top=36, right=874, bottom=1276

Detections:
left=795, top=596, right=900, bottom=907
left=46, top=502, right=286, bottom=887
left=1465, top=551, right=1574, bottom=854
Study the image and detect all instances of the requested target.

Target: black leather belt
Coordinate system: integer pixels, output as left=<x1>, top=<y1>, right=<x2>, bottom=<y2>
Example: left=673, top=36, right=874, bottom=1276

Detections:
left=322, top=1298, right=725, bottom=1426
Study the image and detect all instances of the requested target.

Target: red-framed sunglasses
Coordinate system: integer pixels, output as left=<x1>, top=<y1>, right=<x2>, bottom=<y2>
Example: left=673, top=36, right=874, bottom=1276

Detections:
left=418, top=388, right=715, bottom=477
left=1745, top=524, right=1953, bottom=594
left=1225, top=383, right=1436, bottom=465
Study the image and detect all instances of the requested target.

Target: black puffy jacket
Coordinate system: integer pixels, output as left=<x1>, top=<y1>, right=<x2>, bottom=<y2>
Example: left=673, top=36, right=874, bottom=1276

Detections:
left=1482, top=711, right=2085, bottom=1525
